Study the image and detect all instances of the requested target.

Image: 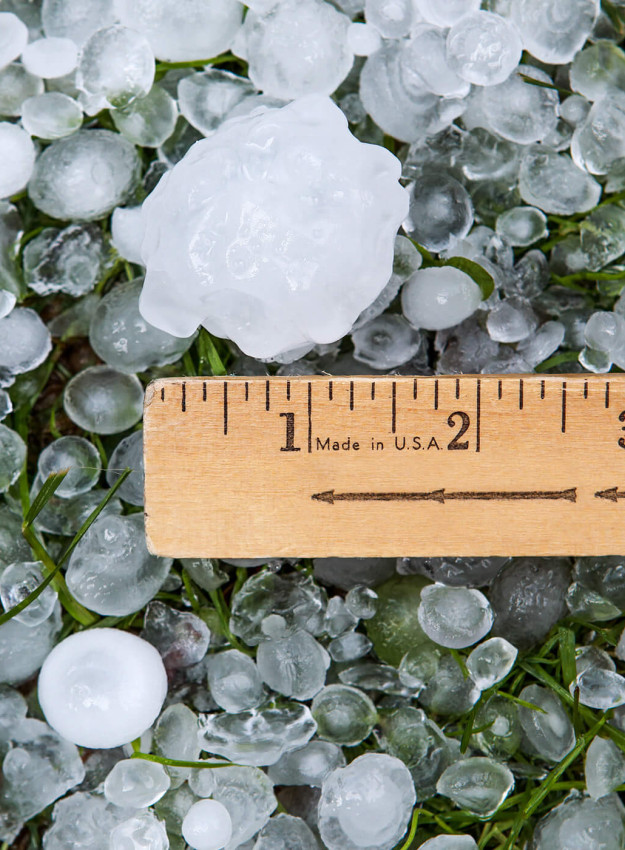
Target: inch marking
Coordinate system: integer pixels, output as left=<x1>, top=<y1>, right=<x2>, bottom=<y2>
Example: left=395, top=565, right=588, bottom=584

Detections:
left=203, top=381, right=207, bottom=402
left=223, top=382, right=228, bottom=435
left=161, top=387, right=165, bottom=402
left=476, top=379, right=481, bottom=453
left=350, top=381, right=354, bottom=411
left=455, top=378, right=460, bottom=399
left=540, top=380, right=545, bottom=400
left=606, top=382, right=610, bottom=409
left=181, top=382, right=186, bottom=412
left=265, top=380, right=270, bottom=411
left=286, top=380, right=291, bottom=401
left=562, top=381, right=566, bottom=433
left=245, top=381, right=249, bottom=401
left=371, top=381, right=376, bottom=400
left=413, top=378, right=417, bottom=400
left=498, top=380, right=502, bottom=400
left=434, top=379, right=439, bottom=410
left=519, top=379, right=524, bottom=410
left=313, top=487, right=577, bottom=504
left=584, top=380, right=588, bottom=399
left=392, top=381, right=397, bottom=434
left=329, top=381, right=333, bottom=401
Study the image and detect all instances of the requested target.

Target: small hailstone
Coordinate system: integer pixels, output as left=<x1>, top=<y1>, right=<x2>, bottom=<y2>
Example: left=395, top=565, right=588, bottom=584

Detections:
left=0, top=63, right=43, bottom=117
left=256, top=630, right=330, bottom=700
left=570, top=42, right=625, bottom=103
left=111, top=84, right=178, bottom=148
left=38, top=628, right=168, bottom=748
left=418, top=838, right=478, bottom=850
left=20, top=92, right=83, bottom=140
left=0, top=12, right=28, bottom=69
left=401, top=26, right=469, bottom=99
left=0, top=122, right=35, bottom=199
left=207, top=649, right=265, bottom=713
left=585, top=736, right=625, bottom=800
left=329, top=632, right=372, bottom=662
left=41, top=0, right=118, bottom=45
left=352, top=314, right=423, bottom=370
left=418, top=584, right=493, bottom=649
left=0, top=289, right=16, bottom=319
left=466, top=637, right=517, bottom=690
left=510, top=0, right=600, bottom=65
left=364, top=0, right=413, bottom=38
left=182, top=800, right=233, bottom=850
left=571, top=668, right=625, bottom=709
left=104, top=758, right=171, bottom=808
left=519, top=144, right=602, bottom=215
left=21, top=37, right=78, bottom=78
left=436, top=757, right=514, bottom=816
left=517, top=321, right=565, bottom=369
left=486, top=297, right=537, bottom=343
left=403, top=173, right=473, bottom=253
left=106, top=431, right=144, bottom=507
left=110, top=811, right=169, bottom=850
left=23, top=224, right=108, bottom=297
left=318, top=753, right=416, bottom=850
left=345, top=585, right=378, bottom=619
left=0, top=424, right=26, bottom=492
left=517, top=685, right=575, bottom=762
left=496, top=207, right=547, bottom=247
left=347, top=22, right=381, bottom=56
left=268, top=740, right=345, bottom=787
left=584, top=312, right=625, bottom=353
left=311, top=684, right=377, bottom=746
left=111, top=206, right=145, bottom=266
left=572, top=93, right=625, bottom=176
left=446, top=12, right=522, bottom=87
left=37, top=436, right=101, bottom=498
left=76, top=25, right=155, bottom=112
left=402, top=267, right=482, bottom=331
left=141, top=601, right=210, bottom=670
left=0, top=561, right=58, bottom=626
left=177, top=69, right=254, bottom=136
left=254, top=814, right=320, bottom=850
left=479, top=67, right=559, bottom=145
left=63, top=365, right=143, bottom=434
left=139, top=96, right=407, bottom=359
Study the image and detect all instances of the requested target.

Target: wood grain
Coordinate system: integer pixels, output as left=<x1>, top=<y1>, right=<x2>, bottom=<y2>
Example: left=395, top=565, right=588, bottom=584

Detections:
left=143, top=375, right=625, bottom=557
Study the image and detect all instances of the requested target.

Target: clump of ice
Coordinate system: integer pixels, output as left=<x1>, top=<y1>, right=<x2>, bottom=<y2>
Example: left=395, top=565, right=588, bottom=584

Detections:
left=38, top=628, right=168, bottom=748
left=0, top=122, right=35, bottom=199
left=139, top=95, right=407, bottom=359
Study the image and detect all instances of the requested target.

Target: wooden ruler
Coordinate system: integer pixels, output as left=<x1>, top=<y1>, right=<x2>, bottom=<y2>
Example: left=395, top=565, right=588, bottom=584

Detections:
left=144, top=375, right=625, bottom=557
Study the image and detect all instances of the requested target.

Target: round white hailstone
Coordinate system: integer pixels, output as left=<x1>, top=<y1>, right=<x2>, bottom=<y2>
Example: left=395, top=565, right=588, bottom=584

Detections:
left=0, top=122, right=35, bottom=199
left=115, top=0, right=243, bottom=63
left=182, top=800, right=233, bottom=850
left=347, top=22, right=382, bottom=57
left=76, top=25, right=155, bottom=112
left=0, top=12, right=28, bottom=69
left=38, top=628, right=168, bottom=748
left=139, top=95, right=408, bottom=359
left=510, top=0, right=600, bottom=66
left=21, top=92, right=83, bottom=140
left=401, top=267, right=482, bottom=331
left=242, top=0, right=353, bottom=100
left=446, top=11, right=522, bottom=87
left=21, top=37, right=78, bottom=78
left=111, top=206, right=145, bottom=265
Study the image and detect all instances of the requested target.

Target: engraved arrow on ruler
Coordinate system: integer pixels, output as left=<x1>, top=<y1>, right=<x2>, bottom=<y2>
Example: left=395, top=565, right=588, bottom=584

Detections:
left=595, top=488, right=625, bottom=501
left=312, top=488, right=577, bottom=504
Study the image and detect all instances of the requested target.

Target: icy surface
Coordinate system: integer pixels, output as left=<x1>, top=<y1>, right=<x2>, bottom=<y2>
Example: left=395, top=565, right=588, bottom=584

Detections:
left=21, top=37, right=77, bottom=78
left=21, top=92, right=83, bottom=140
left=311, top=684, right=377, bottom=746
left=446, top=12, right=522, bottom=87
left=63, top=365, right=144, bottom=434
left=0, top=560, right=57, bottom=626
left=37, top=436, right=101, bottom=498
left=104, top=758, right=170, bottom=808
left=207, top=650, right=265, bottom=713
left=437, top=757, right=514, bottom=816
left=0, top=122, right=35, bottom=198
left=106, top=430, right=144, bottom=506
left=418, top=584, right=494, bottom=648
left=518, top=685, right=575, bottom=762
left=182, top=799, right=232, bottom=850
left=139, top=96, right=407, bottom=359
left=38, top=628, right=168, bottom=748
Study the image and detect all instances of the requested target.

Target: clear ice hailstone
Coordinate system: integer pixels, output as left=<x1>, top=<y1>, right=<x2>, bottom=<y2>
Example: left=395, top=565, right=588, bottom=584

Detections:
left=518, top=684, right=575, bottom=762
left=446, top=12, right=522, bottom=87
left=0, top=604, right=61, bottom=685
left=437, top=757, right=514, bottom=817
left=418, top=584, right=493, bottom=649
left=496, top=207, right=547, bottom=247
left=519, top=145, right=602, bottom=215
left=570, top=42, right=625, bottom=103
left=41, top=0, right=117, bottom=45
left=254, top=814, right=320, bottom=850
left=115, top=0, right=243, bottom=63
left=110, top=811, right=169, bottom=850
left=38, top=628, right=167, bottom=748
left=198, top=702, right=317, bottom=766
left=418, top=838, right=478, bottom=850
left=347, top=22, right=381, bottom=56
left=257, top=630, right=329, bottom=701
left=154, top=703, right=201, bottom=785
left=0, top=717, right=85, bottom=844
left=586, top=736, right=625, bottom=800
left=401, top=25, right=470, bottom=99
left=0, top=289, right=16, bottom=319
left=66, top=513, right=171, bottom=616
left=21, top=37, right=78, bottom=78
left=142, top=601, right=210, bottom=670
left=0, top=560, right=58, bottom=626
left=182, top=799, right=232, bottom=850
left=111, top=84, right=178, bottom=148
left=581, top=205, right=625, bottom=272
left=311, top=684, right=377, bottom=746
left=571, top=93, right=625, bottom=176
left=345, top=585, right=378, bottom=619
left=0, top=505, right=30, bottom=570
left=76, top=25, right=155, bottom=112
left=365, top=0, right=413, bottom=38
left=352, top=314, right=423, bottom=370
left=42, top=791, right=130, bottom=850
left=329, top=631, right=373, bottom=662
left=0, top=122, right=35, bottom=199
left=106, top=430, right=144, bottom=506
left=207, top=649, right=264, bottom=713
left=23, top=223, right=108, bottom=297
left=572, top=668, right=625, bottom=709
left=139, top=96, right=407, bottom=359
left=487, top=297, right=537, bottom=343
left=0, top=388, right=12, bottom=420
left=104, top=758, right=170, bottom=808
left=28, top=129, right=141, bottom=221
left=37, top=436, right=101, bottom=498
left=466, top=637, right=517, bottom=690
left=584, top=311, right=625, bottom=353
left=241, top=0, right=352, bottom=100
left=531, top=793, right=625, bottom=850
left=510, top=0, right=600, bottom=65
left=210, top=765, right=277, bottom=848
left=401, top=267, right=482, bottom=332
left=318, top=753, right=416, bottom=850
left=0, top=13, right=27, bottom=69
left=111, top=206, right=145, bottom=265
left=0, top=424, right=26, bottom=492
left=268, top=740, right=346, bottom=787
left=0, top=63, right=43, bottom=117
left=414, top=0, right=480, bottom=28
left=63, top=365, right=143, bottom=434
left=21, top=92, right=83, bottom=140
left=177, top=69, right=254, bottom=137
left=403, top=173, right=473, bottom=253
left=90, top=278, right=195, bottom=373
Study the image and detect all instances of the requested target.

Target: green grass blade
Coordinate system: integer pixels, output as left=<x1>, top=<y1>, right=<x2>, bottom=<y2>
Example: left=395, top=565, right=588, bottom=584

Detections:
left=558, top=627, right=577, bottom=688
left=197, top=329, right=227, bottom=376
left=23, top=470, right=68, bottom=528
left=131, top=752, right=234, bottom=769
left=394, top=808, right=419, bottom=850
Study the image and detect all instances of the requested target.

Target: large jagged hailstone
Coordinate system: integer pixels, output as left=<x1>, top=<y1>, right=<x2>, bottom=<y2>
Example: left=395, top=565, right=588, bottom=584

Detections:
left=139, top=95, right=408, bottom=359
left=38, top=628, right=168, bottom=748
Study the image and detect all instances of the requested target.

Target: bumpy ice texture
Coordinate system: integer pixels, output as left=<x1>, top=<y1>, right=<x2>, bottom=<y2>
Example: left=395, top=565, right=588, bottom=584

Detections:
left=139, top=95, right=408, bottom=359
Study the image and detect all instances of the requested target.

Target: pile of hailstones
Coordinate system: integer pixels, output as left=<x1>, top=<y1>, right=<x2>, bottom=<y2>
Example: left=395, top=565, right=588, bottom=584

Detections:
left=3, top=0, right=625, bottom=848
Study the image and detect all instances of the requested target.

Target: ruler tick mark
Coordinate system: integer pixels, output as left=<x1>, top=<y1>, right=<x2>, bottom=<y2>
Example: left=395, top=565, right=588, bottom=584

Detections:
left=202, top=382, right=206, bottom=402
left=392, top=381, right=397, bottom=434
left=606, top=382, right=610, bottom=409
left=584, top=380, right=588, bottom=399
left=540, top=380, right=545, bottom=400
left=350, top=381, right=354, bottom=411
left=476, top=379, right=481, bottom=453
left=307, top=382, right=312, bottom=454
left=265, top=380, right=270, bottom=411
left=161, top=387, right=165, bottom=402
left=434, top=379, right=439, bottom=410
left=245, top=381, right=249, bottom=401
left=223, top=382, right=228, bottom=435
left=455, top=378, right=460, bottom=399
left=181, top=382, right=186, bottom=412
left=371, top=382, right=375, bottom=401
left=498, top=380, right=502, bottom=400
left=286, top=380, right=291, bottom=401
left=413, top=378, right=417, bottom=400
left=329, top=381, right=333, bottom=401
left=562, top=381, right=567, bottom=433
left=519, top=379, right=524, bottom=410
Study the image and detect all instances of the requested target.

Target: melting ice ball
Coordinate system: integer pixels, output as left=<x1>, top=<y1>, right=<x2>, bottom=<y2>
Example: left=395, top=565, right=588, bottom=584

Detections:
left=139, top=95, right=408, bottom=360
left=38, top=628, right=167, bottom=748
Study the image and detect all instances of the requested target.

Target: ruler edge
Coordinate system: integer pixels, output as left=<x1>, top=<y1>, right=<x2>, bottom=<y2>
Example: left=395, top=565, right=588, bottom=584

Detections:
left=143, top=373, right=624, bottom=558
